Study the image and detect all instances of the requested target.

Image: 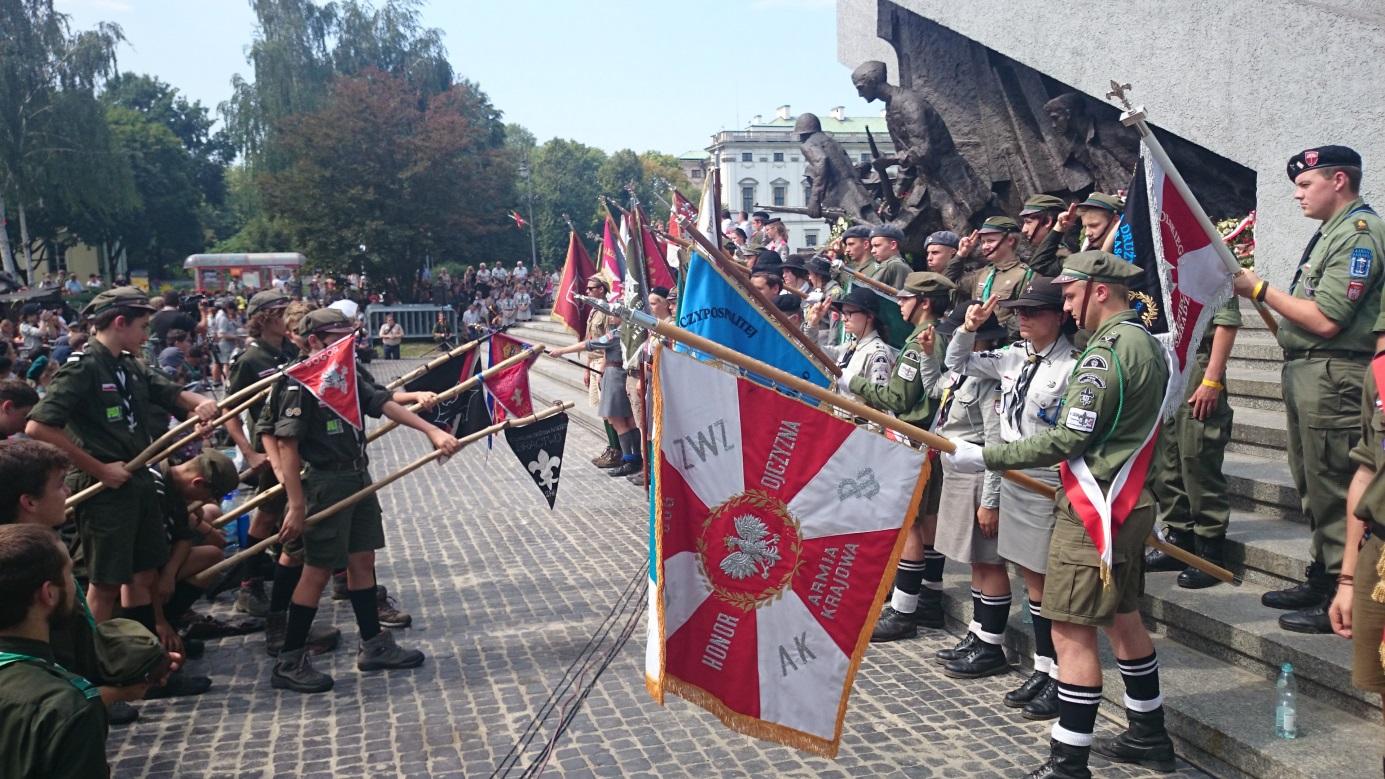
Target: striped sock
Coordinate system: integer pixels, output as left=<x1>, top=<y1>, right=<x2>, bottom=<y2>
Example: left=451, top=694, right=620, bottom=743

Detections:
left=1030, top=600, right=1055, bottom=674
left=891, top=558, right=926, bottom=614
left=975, top=591, right=1011, bottom=645
left=1053, top=681, right=1103, bottom=747
left=967, top=587, right=982, bottom=636
left=922, top=545, right=945, bottom=590
left=1118, top=652, right=1163, bottom=711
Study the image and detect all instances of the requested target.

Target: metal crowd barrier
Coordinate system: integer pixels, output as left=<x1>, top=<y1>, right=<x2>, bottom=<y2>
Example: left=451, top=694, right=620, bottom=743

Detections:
left=366, top=304, right=456, bottom=341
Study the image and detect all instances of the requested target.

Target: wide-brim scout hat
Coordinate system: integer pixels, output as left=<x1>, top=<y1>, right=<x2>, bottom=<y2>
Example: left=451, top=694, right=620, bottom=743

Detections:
left=1001, top=275, right=1064, bottom=310
left=896, top=271, right=955, bottom=299
left=936, top=299, right=1007, bottom=341
left=774, top=293, right=802, bottom=315
left=1020, top=194, right=1067, bottom=216
left=94, top=618, right=169, bottom=686
left=295, top=307, right=358, bottom=337
left=977, top=216, right=1020, bottom=234
left=870, top=224, right=906, bottom=243
left=1286, top=145, right=1361, bottom=181
left=246, top=288, right=292, bottom=318
left=81, top=286, right=157, bottom=319
left=752, top=250, right=784, bottom=278
left=806, top=256, right=833, bottom=277
left=780, top=254, right=809, bottom=275
left=1076, top=192, right=1123, bottom=214
left=831, top=286, right=880, bottom=317
left=1053, top=251, right=1143, bottom=285
left=195, top=449, right=241, bottom=497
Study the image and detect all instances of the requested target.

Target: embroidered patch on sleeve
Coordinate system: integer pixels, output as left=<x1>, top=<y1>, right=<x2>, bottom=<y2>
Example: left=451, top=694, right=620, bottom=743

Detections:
left=1065, top=408, right=1097, bottom=433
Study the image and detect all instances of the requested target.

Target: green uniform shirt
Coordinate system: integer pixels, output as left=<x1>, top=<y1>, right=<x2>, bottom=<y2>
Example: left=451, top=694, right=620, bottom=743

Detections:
left=849, top=319, right=943, bottom=426
left=1277, top=197, right=1385, bottom=354
left=152, top=463, right=200, bottom=544
left=1197, top=298, right=1244, bottom=356
left=0, top=636, right=109, bottom=779
left=1028, top=225, right=1078, bottom=278
left=974, top=259, right=1034, bottom=334
left=273, top=367, right=392, bottom=470
left=870, top=256, right=912, bottom=291
left=1349, top=369, right=1385, bottom=525
left=227, top=338, right=296, bottom=452
left=29, top=339, right=184, bottom=463
left=984, top=309, right=1170, bottom=488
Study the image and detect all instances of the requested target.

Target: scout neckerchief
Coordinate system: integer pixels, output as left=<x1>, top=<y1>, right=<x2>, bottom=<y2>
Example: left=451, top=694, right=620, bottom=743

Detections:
left=1005, top=339, right=1060, bottom=433
left=111, top=358, right=142, bottom=438
left=981, top=261, right=1034, bottom=301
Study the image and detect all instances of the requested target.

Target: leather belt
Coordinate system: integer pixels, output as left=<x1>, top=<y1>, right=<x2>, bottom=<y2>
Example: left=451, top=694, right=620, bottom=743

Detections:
left=1282, top=349, right=1370, bottom=361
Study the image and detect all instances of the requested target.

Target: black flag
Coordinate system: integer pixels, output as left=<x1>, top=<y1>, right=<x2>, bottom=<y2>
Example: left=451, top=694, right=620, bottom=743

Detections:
left=404, top=349, right=484, bottom=434
left=503, top=412, right=569, bottom=509
left=1110, top=160, right=1169, bottom=333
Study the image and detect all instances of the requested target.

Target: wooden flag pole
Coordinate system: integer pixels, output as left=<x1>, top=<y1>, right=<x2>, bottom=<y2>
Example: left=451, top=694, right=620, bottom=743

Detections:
left=680, top=222, right=842, bottom=377
left=839, top=266, right=899, bottom=297
left=211, top=344, right=546, bottom=529
left=385, top=336, right=487, bottom=390
left=581, top=295, right=1240, bottom=586
left=190, top=401, right=574, bottom=588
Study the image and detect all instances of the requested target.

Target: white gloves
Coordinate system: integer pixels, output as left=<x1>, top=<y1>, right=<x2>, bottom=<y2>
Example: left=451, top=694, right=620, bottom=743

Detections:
left=835, top=374, right=854, bottom=394
left=943, top=440, right=986, bottom=474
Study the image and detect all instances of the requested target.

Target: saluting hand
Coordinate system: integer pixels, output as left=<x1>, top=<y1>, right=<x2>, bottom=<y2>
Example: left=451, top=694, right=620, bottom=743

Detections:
left=957, top=230, right=980, bottom=257
left=914, top=324, right=936, bottom=353
left=1055, top=203, right=1079, bottom=232
left=964, top=295, right=1001, bottom=333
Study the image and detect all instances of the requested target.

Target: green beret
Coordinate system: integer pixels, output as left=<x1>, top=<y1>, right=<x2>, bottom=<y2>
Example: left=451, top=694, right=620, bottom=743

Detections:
left=897, top=271, right=956, bottom=298
left=245, top=288, right=292, bottom=318
left=81, top=286, right=156, bottom=319
left=1020, top=194, right=1067, bottom=216
left=296, top=307, right=357, bottom=337
left=1053, top=251, right=1143, bottom=285
left=1077, top=192, right=1123, bottom=214
left=977, top=216, right=1020, bottom=234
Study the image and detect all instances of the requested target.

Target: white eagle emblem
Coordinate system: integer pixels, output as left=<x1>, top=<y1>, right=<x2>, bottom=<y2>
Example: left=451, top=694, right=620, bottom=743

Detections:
left=527, top=449, right=561, bottom=491
left=719, top=514, right=781, bottom=580
left=320, top=365, right=348, bottom=394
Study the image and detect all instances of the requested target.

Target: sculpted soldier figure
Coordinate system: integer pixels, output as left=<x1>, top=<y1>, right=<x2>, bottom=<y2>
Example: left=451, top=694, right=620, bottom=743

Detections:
left=1044, top=93, right=1141, bottom=196
left=797, top=113, right=877, bottom=224
left=851, top=60, right=992, bottom=232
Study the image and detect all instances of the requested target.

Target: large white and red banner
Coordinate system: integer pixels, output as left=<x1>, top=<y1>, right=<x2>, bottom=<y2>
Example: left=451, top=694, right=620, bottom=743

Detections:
left=649, top=348, right=926, bottom=757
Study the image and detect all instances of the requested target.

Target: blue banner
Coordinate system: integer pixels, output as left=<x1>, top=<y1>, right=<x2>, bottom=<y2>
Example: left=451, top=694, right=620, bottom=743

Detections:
left=673, top=252, right=833, bottom=391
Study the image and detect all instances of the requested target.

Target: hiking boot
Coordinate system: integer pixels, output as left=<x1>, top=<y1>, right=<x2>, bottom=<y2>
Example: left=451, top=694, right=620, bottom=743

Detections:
left=934, top=632, right=978, bottom=664
left=608, top=460, right=643, bottom=478
left=263, top=611, right=343, bottom=657
left=331, top=570, right=350, bottom=600
left=1022, top=739, right=1092, bottom=779
left=235, top=578, right=270, bottom=616
left=1091, top=707, right=1177, bottom=773
left=177, top=611, right=265, bottom=640
left=870, top=607, right=918, bottom=643
left=202, top=558, right=248, bottom=601
left=377, top=586, right=412, bottom=629
left=1144, top=526, right=1193, bottom=573
left=591, top=447, right=621, bottom=468
left=272, top=647, right=334, bottom=693
left=943, top=640, right=1009, bottom=679
left=1004, top=669, right=1050, bottom=708
left=181, top=637, right=205, bottom=659
left=1279, top=601, right=1333, bottom=634
left=108, top=701, right=139, bottom=725
left=1177, top=536, right=1227, bottom=590
left=357, top=629, right=425, bottom=671
left=1262, top=562, right=1332, bottom=610
left=1022, top=676, right=1060, bottom=721
left=914, top=588, right=945, bottom=629
left=626, top=471, right=647, bottom=487
left=145, top=670, right=213, bottom=699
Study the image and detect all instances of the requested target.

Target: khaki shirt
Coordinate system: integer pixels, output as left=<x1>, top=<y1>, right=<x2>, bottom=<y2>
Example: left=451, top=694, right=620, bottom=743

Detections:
left=973, top=259, right=1033, bottom=333
left=1278, top=197, right=1385, bottom=354
left=870, top=256, right=912, bottom=291
left=984, top=309, right=1170, bottom=489
left=29, top=339, right=183, bottom=463
left=0, top=636, right=109, bottom=779
left=1350, top=369, right=1385, bottom=524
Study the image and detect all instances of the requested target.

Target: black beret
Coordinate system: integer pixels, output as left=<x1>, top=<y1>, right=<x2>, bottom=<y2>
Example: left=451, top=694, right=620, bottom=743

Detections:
left=1286, top=145, right=1362, bottom=182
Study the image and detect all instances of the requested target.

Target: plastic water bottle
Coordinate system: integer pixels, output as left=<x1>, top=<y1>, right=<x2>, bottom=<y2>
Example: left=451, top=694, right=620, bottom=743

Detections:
left=220, top=490, right=245, bottom=553
left=1275, top=662, right=1297, bottom=739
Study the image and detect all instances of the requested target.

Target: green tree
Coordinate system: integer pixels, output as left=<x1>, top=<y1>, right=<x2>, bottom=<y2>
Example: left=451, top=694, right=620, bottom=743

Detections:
left=530, top=138, right=606, bottom=265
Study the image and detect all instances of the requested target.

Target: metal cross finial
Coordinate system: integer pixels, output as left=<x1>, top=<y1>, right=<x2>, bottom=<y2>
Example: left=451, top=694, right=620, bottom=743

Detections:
left=1106, top=80, right=1134, bottom=112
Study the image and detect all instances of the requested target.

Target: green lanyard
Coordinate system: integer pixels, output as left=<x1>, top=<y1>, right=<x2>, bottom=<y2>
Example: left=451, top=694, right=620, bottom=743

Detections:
left=74, top=578, right=96, bottom=629
left=0, top=651, right=101, bottom=700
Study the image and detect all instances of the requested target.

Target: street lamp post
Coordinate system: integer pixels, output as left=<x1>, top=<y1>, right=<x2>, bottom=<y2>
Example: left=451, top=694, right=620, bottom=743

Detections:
left=519, top=159, right=539, bottom=270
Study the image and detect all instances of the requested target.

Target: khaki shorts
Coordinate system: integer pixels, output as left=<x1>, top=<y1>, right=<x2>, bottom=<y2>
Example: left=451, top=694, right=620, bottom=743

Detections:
left=297, top=469, right=384, bottom=570
left=68, top=469, right=169, bottom=585
left=1351, top=533, right=1385, bottom=693
left=922, top=452, right=943, bottom=516
left=255, top=466, right=286, bottom=515
left=1041, top=490, right=1155, bottom=627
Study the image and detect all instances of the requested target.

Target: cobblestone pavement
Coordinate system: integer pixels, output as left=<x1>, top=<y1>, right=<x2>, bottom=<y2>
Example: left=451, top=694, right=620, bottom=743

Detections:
left=108, top=358, right=1207, bottom=778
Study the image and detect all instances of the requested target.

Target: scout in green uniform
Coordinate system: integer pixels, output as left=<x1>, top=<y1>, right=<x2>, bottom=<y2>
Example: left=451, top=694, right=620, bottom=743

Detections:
left=224, top=288, right=296, bottom=617
left=840, top=225, right=878, bottom=280
left=868, top=224, right=913, bottom=290
left=847, top=272, right=955, bottom=641
left=1020, top=194, right=1080, bottom=278
left=1234, top=145, right=1385, bottom=634
left=267, top=308, right=461, bottom=694
left=952, top=216, right=1034, bottom=336
left=1073, top=193, right=1122, bottom=251
left=0, top=524, right=109, bottom=779
left=25, top=287, right=219, bottom=630
left=1145, top=298, right=1241, bottom=588
left=946, top=252, right=1176, bottom=778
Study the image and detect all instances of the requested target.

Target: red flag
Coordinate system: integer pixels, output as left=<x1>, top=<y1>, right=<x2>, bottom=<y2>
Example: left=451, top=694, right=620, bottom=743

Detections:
left=599, top=214, right=625, bottom=295
left=551, top=230, right=598, bottom=336
left=671, top=189, right=698, bottom=235
left=509, top=210, right=527, bottom=229
left=285, top=335, right=362, bottom=429
left=641, top=224, right=676, bottom=289
left=485, top=333, right=534, bottom=422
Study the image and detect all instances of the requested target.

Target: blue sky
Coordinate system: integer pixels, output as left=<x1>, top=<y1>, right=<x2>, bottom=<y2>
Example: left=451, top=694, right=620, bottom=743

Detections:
left=56, top=0, right=880, bottom=156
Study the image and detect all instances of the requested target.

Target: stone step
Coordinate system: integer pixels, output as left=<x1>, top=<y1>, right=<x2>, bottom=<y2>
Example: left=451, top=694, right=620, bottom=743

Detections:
left=1222, top=511, right=1314, bottom=588
left=930, top=566, right=1381, bottom=779
left=1225, top=452, right=1301, bottom=521
left=1226, top=404, right=1289, bottom=458
left=1226, top=365, right=1284, bottom=412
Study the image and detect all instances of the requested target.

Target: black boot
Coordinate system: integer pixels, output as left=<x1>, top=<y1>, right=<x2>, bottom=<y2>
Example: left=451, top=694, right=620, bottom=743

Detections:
left=1022, top=676, right=1060, bottom=721
left=1262, top=562, right=1330, bottom=610
left=1004, top=669, right=1049, bottom=708
left=914, top=588, right=944, bottom=629
left=870, top=607, right=918, bottom=643
left=1279, top=599, right=1333, bottom=634
left=1177, top=536, right=1227, bottom=589
left=934, top=632, right=978, bottom=665
left=1022, top=739, right=1092, bottom=779
left=1091, top=707, right=1177, bottom=773
left=1144, top=527, right=1193, bottom=572
left=943, top=640, right=1009, bottom=679
left=608, top=459, right=643, bottom=478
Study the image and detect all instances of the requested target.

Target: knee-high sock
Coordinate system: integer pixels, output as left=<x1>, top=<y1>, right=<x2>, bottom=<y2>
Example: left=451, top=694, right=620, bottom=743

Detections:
left=269, top=562, right=303, bottom=614
left=348, top=587, right=382, bottom=641
left=604, top=421, right=619, bottom=450
left=1031, top=601, right=1055, bottom=674
left=1118, top=652, right=1163, bottom=711
left=618, top=430, right=642, bottom=463
left=1053, top=682, right=1102, bottom=747
left=975, top=591, right=1011, bottom=645
left=891, top=559, right=925, bottom=613
left=922, top=545, right=944, bottom=590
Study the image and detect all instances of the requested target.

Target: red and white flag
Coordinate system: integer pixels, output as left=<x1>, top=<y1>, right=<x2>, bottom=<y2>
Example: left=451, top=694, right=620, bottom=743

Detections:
left=509, top=210, right=527, bottom=229
left=285, top=334, right=362, bottom=430
left=483, top=333, right=534, bottom=422
left=650, top=348, right=927, bottom=757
